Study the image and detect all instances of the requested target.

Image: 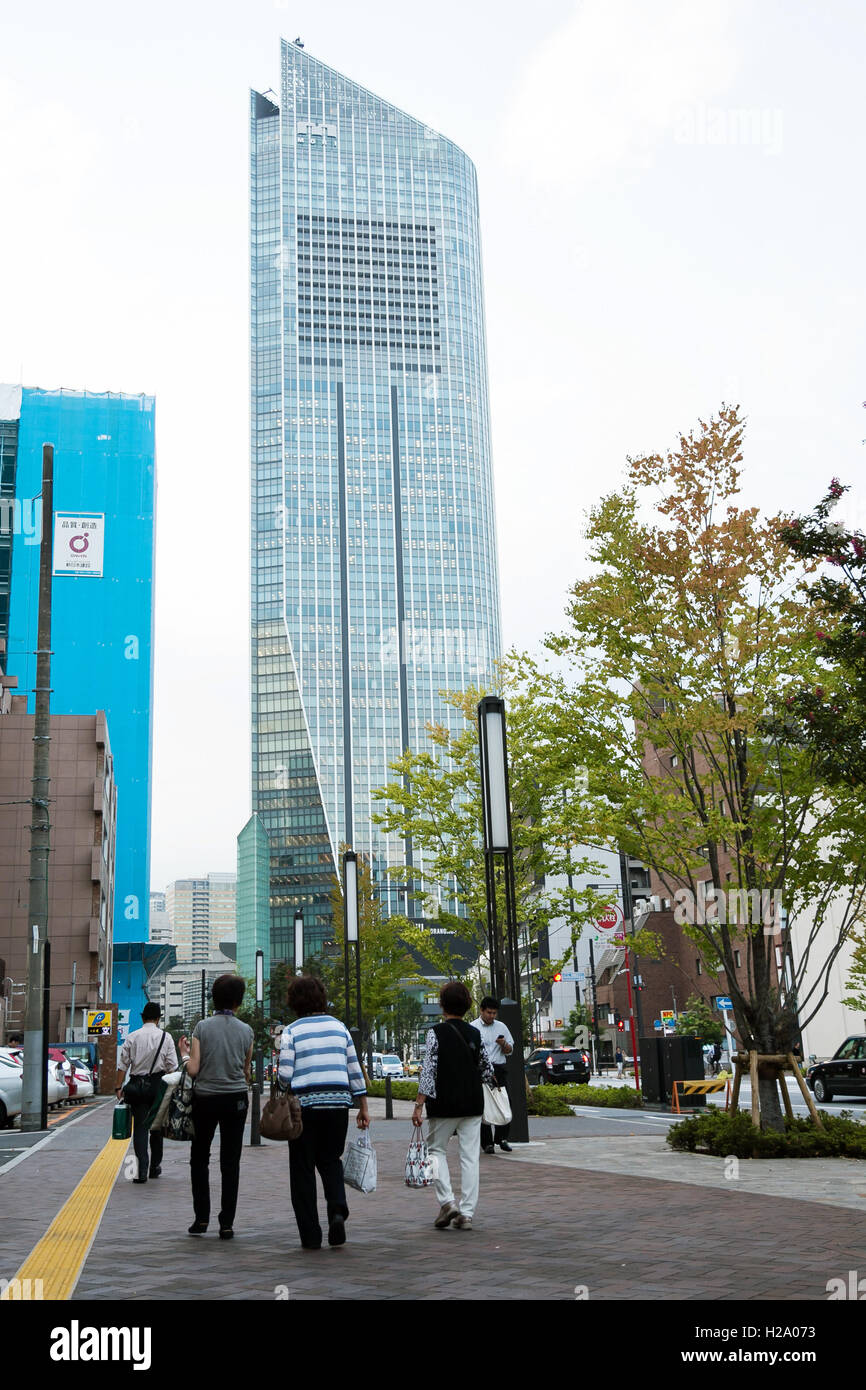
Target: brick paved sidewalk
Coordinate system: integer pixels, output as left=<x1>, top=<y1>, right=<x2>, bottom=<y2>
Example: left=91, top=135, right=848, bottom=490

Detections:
left=60, top=1105, right=866, bottom=1302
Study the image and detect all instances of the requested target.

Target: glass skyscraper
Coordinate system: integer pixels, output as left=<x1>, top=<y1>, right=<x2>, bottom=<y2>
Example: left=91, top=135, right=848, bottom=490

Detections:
left=250, top=42, right=501, bottom=964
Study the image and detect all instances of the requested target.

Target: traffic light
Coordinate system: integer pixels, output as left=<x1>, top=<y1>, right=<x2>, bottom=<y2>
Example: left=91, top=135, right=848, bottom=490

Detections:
left=553, top=971, right=562, bottom=983
left=616, top=1019, right=625, bottom=1032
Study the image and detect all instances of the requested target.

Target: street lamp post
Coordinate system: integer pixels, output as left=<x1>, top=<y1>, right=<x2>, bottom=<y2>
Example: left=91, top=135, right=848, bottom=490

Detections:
left=294, top=908, right=304, bottom=975
left=250, top=948, right=264, bottom=1146
left=477, top=696, right=528, bottom=1144
left=343, top=850, right=362, bottom=1036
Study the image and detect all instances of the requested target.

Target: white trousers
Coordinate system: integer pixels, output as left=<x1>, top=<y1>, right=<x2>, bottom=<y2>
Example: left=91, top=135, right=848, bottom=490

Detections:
left=426, top=1114, right=483, bottom=1217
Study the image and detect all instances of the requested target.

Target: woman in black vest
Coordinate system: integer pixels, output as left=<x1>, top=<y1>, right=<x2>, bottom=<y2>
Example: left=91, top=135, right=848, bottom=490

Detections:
left=413, top=980, right=494, bottom=1231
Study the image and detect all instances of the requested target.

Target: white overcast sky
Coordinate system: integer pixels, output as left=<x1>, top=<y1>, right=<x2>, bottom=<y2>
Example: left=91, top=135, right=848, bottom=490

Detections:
left=1, top=0, right=864, bottom=891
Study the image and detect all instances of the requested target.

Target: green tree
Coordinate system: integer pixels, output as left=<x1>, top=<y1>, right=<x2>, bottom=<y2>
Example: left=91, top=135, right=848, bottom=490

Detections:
left=776, top=478, right=866, bottom=788
left=371, top=687, right=646, bottom=989
left=561, top=1004, right=592, bottom=1046
left=316, top=853, right=427, bottom=1049
left=674, top=995, right=725, bottom=1044
left=508, top=406, right=866, bottom=1130
left=387, top=993, right=424, bottom=1056
left=842, top=930, right=866, bottom=1015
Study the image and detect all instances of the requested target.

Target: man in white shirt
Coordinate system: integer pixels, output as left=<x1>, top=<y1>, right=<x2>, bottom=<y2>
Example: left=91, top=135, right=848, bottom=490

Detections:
left=115, top=1003, right=178, bottom=1182
left=471, top=997, right=514, bottom=1154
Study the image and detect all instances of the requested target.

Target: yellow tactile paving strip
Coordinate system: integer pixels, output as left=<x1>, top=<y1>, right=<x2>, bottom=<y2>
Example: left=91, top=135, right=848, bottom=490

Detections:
left=0, top=1136, right=130, bottom=1301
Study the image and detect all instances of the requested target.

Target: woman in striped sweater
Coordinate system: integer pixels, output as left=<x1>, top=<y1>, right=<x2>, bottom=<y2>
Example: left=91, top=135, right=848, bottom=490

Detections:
left=278, top=975, right=370, bottom=1250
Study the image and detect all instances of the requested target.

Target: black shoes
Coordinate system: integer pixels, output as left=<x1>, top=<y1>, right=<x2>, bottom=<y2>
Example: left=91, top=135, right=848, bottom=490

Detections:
left=328, top=1214, right=347, bottom=1247
left=482, top=1144, right=496, bottom=1155
left=133, top=1176, right=147, bottom=1184
left=499, top=1142, right=513, bottom=1152
left=188, top=1221, right=208, bottom=1235
left=148, top=1166, right=162, bottom=1178
left=218, top=1228, right=234, bottom=1240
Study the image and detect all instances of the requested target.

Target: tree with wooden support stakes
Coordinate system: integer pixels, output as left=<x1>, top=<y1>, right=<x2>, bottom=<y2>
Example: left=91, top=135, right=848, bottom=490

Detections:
left=729, top=1051, right=824, bottom=1130
left=507, top=405, right=866, bottom=1132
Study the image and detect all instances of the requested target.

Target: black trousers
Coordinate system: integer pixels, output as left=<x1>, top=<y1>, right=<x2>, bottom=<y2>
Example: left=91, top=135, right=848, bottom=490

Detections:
left=129, top=1098, right=163, bottom=1179
left=189, top=1091, right=249, bottom=1228
left=481, top=1063, right=512, bottom=1148
left=288, top=1108, right=349, bottom=1246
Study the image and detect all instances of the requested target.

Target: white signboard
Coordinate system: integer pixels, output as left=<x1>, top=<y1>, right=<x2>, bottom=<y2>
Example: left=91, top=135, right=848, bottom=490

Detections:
left=53, top=513, right=105, bottom=577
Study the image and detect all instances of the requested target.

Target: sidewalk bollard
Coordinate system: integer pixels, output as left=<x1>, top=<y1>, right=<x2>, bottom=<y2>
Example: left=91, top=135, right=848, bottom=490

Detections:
left=385, top=1075, right=393, bottom=1119
left=250, top=1046, right=263, bottom=1146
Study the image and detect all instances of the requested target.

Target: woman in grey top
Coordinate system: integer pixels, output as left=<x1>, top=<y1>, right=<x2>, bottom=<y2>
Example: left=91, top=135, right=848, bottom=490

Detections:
left=179, top=974, right=254, bottom=1239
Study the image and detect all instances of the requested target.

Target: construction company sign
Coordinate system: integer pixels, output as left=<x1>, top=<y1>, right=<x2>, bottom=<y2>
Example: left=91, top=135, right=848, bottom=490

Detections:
left=53, top=513, right=104, bottom=577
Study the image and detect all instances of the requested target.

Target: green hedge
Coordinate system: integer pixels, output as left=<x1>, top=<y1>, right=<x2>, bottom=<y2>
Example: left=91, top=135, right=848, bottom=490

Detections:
left=365, top=1078, right=644, bottom=1114
left=528, top=1083, right=644, bottom=1115
left=667, top=1107, right=866, bottom=1159
left=365, top=1079, right=419, bottom=1102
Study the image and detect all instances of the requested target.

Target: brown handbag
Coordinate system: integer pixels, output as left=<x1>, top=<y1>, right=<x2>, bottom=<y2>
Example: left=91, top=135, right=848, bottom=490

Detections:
left=260, top=1082, right=303, bottom=1141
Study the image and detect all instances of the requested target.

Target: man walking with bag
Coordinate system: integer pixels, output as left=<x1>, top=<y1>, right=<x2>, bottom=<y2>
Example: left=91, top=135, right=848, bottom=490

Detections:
left=115, top=1002, right=178, bottom=1182
left=471, top=997, right=514, bottom=1154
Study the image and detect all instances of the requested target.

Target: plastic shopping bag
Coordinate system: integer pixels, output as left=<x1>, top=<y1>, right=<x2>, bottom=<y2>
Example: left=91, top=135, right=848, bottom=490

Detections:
left=404, top=1128, right=436, bottom=1188
left=342, top=1130, right=378, bottom=1193
left=483, top=1082, right=512, bottom=1127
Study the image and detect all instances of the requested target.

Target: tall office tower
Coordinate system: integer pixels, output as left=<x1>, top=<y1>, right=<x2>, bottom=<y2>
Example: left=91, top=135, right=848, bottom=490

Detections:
left=165, top=873, right=237, bottom=964
left=250, top=43, right=502, bottom=965
left=0, top=385, right=155, bottom=1029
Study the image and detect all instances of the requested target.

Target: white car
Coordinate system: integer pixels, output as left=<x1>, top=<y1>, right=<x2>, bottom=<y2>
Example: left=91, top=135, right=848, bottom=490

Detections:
left=0, top=1048, right=67, bottom=1118
left=71, top=1062, right=94, bottom=1099
left=0, top=1049, right=23, bottom=1126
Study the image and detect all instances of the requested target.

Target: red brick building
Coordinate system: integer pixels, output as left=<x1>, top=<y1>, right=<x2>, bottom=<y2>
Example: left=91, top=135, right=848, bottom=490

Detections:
left=0, top=702, right=116, bottom=1041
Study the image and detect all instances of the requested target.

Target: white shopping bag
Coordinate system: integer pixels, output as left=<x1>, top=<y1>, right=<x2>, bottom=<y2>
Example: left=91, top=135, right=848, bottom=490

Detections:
left=483, top=1083, right=512, bottom=1127
left=405, top=1129, right=436, bottom=1188
left=342, top=1131, right=378, bottom=1193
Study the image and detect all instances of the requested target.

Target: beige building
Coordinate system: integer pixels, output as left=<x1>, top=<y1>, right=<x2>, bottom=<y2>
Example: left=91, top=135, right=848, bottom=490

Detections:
left=0, top=703, right=116, bottom=1041
left=158, top=948, right=238, bottom=1027
left=164, top=873, right=236, bottom=963
left=148, top=890, right=172, bottom=945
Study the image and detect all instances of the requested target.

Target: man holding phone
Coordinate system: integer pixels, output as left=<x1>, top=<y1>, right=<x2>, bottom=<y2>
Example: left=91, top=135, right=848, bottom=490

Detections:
left=471, top=997, right=514, bottom=1154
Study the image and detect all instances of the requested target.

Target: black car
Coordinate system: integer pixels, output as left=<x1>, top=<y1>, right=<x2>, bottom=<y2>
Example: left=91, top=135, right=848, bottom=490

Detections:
left=807, top=1036, right=866, bottom=1103
left=525, top=1047, right=591, bottom=1086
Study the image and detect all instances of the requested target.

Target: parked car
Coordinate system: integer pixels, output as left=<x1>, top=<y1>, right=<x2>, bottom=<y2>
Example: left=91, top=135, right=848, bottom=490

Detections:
left=0, top=1048, right=67, bottom=1119
left=807, top=1036, right=866, bottom=1103
left=0, top=1049, right=23, bottom=1126
left=405, top=1059, right=421, bottom=1076
left=50, top=1041, right=99, bottom=1089
left=525, top=1046, right=591, bottom=1086
left=70, top=1061, right=94, bottom=1099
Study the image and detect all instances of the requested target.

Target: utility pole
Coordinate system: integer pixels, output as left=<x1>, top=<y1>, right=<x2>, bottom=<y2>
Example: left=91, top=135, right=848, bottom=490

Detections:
left=588, top=937, right=602, bottom=1077
left=22, top=444, right=53, bottom=1131
left=68, top=960, right=77, bottom=1043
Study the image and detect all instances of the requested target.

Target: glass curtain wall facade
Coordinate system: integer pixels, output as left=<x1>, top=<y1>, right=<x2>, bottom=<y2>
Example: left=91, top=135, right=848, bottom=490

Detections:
left=250, top=43, right=502, bottom=965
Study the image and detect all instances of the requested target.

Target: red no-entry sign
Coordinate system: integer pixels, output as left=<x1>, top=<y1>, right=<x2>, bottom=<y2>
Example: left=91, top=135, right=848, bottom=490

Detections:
left=595, top=904, right=624, bottom=933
